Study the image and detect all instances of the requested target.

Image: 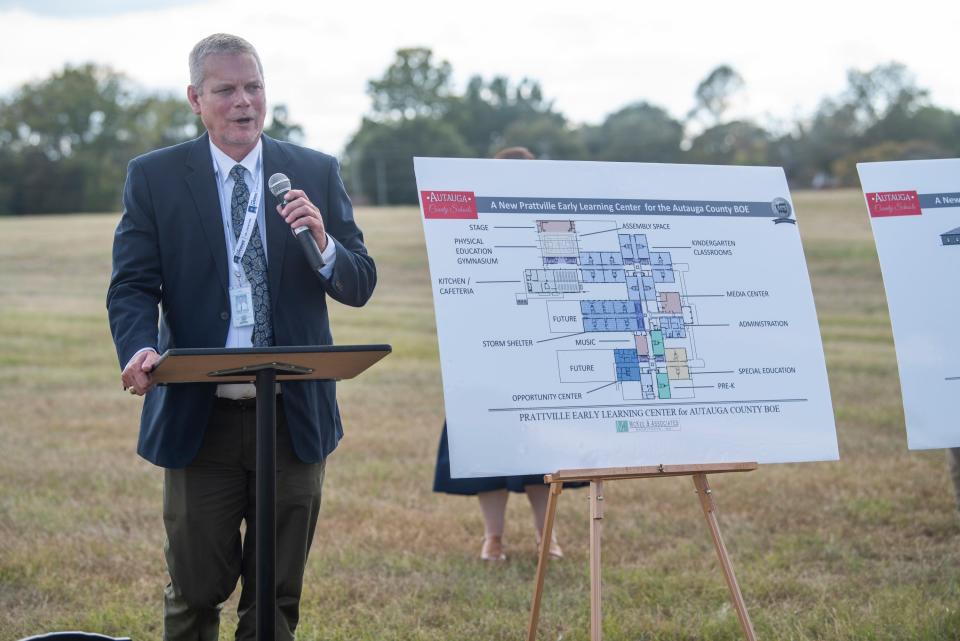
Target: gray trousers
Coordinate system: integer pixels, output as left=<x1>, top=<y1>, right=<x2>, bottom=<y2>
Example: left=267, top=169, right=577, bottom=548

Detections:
left=162, top=400, right=325, bottom=641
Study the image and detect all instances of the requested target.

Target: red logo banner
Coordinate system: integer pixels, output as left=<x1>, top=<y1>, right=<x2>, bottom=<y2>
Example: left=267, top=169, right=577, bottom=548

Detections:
left=421, top=191, right=478, bottom=219
left=866, top=191, right=921, bottom=217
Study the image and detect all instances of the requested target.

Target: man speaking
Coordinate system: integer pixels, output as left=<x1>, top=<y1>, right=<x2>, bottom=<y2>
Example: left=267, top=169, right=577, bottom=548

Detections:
left=106, top=33, right=376, bottom=640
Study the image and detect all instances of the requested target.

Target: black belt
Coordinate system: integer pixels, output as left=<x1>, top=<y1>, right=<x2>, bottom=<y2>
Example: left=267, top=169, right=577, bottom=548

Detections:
left=215, top=395, right=281, bottom=410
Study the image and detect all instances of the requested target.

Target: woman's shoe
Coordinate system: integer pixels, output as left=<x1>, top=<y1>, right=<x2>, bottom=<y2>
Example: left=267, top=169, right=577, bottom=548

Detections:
left=481, top=535, right=507, bottom=561
left=535, top=533, right=564, bottom=559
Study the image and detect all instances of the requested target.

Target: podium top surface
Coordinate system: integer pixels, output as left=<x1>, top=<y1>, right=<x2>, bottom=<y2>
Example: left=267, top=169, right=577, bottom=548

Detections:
left=151, top=344, right=391, bottom=384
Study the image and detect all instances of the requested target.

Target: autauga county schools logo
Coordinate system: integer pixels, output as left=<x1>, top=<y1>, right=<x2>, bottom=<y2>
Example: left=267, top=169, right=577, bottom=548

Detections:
left=771, top=197, right=795, bottom=224
left=865, top=191, right=922, bottom=218
left=421, top=190, right=478, bottom=219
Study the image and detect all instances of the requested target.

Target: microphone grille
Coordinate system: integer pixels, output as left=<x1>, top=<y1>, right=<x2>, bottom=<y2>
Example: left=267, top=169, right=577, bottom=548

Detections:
left=268, top=173, right=291, bottom=196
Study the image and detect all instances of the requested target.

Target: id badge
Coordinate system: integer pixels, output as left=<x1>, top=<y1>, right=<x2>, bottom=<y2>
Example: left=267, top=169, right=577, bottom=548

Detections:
left=229, top=285, right=255, bottom=327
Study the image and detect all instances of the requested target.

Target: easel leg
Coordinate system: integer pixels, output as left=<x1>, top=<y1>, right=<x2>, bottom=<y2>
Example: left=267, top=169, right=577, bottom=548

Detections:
left=589, top=480, right=604, bottom=641
left=526, top=482, right=562, bottom=641
left=692, top=473, right=757, bottom=641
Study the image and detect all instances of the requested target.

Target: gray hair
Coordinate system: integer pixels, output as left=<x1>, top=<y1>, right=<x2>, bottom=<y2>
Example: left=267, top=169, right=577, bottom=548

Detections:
left=189, top=33, right=264, bottom=91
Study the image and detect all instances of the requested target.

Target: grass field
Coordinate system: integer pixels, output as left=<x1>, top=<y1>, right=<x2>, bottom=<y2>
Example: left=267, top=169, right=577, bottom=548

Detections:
left=1, top=190, right=958, bottom=640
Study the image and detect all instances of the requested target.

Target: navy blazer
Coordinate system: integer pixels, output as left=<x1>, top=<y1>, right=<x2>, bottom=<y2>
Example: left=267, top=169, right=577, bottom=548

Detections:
left=107, top=133, right=376, bottom=468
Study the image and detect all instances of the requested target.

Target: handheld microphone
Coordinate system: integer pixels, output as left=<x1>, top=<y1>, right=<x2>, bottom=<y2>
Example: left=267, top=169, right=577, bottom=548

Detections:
left=268, top=173, right=325, bottom=273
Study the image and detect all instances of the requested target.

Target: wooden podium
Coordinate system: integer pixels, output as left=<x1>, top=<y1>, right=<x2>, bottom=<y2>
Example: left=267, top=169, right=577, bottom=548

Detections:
left=151, top=345, right=391, bottom=641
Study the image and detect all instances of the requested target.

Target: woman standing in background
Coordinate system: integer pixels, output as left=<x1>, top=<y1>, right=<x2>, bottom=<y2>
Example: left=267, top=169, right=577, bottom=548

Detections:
left=432, top=146, right=585, bottom=561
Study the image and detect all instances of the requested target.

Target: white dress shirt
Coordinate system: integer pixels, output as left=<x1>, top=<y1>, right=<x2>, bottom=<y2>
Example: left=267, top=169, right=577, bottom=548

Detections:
left=210, top=140, right=336, bottom=398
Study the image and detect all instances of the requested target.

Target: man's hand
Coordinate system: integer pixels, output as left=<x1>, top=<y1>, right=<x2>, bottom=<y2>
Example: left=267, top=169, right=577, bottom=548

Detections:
left=278, top=189, right=327, bottom=251
left=122, top=349, right=160, bottom=396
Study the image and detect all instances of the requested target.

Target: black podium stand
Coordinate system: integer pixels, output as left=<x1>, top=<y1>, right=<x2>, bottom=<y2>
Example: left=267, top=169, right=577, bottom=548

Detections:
left=151, top=345, right=391, bottom=641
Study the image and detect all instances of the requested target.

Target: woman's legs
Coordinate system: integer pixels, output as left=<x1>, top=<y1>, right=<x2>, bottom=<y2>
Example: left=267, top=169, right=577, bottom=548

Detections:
left=478, top=489, right=509, bottom=560
left=525, top=484, right=563, bottom=558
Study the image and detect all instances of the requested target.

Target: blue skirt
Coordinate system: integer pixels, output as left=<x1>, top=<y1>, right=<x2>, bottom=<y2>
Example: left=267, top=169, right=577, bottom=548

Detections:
left=432, top=422, right=586, bottom=495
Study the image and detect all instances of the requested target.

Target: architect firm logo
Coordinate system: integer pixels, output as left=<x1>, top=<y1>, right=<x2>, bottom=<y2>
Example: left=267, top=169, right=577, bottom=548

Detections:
left=615, top=419, right=681, bottom=433
left=866, top=191, right=922, bottom=217
left=421, top=190, right=478, bottom=219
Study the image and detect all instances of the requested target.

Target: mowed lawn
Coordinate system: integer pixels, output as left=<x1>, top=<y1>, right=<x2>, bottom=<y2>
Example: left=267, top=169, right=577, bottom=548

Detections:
left=1, top=190, right=958, bottom=640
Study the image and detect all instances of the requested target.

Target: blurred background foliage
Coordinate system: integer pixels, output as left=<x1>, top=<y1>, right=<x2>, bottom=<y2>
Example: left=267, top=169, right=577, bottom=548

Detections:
left=2, top=50, right=959, bottom=212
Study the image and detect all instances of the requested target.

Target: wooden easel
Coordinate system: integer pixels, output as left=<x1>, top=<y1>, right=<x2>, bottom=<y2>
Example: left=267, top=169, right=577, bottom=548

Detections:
left=526, top=462, right=759, bottom=641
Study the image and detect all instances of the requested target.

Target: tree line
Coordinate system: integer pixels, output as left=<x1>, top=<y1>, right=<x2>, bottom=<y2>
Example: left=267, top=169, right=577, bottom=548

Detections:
left=344, top=49, right=960, bottom=204
left=0, top=64, right=301, bottom=215
left=2, top=52, right=959, bottom=213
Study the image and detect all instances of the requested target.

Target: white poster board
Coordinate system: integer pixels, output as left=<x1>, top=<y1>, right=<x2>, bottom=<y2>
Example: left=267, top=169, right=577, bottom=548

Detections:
left=415, top=158, right=838, bottom=477
left=857, top=159, right=960, bottom=450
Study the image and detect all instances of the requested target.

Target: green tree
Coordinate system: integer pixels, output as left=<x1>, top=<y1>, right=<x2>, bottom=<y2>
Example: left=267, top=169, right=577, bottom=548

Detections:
left=442, top=75, right=556, bottom=156
left=688, top=64, right=744, bottom=127
left=264, top=104, right=305, bottom=144
left=344, top=117, right=471, bottom=204
left=0, top=63, right=198, bottom=214
left=367, top=47, right=453, bottom=121
left=776, top=98, right=859, bottom=187
left=498, top=114, right=587, bottom=160
left=844, top=62, right=928, bottom=132
left=779, top=62, right=954, bottom=186
left=831, top=139, right=951, bottom=186
left=346, top=49, right=580, bottom=203
left=584, top=102, right=684, bottom=162
left=688, top=121, right=770, bottom=166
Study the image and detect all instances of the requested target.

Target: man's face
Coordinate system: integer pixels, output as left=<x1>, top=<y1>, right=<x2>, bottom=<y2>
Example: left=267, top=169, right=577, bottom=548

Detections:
left=187, top=53, right=265, bottom=160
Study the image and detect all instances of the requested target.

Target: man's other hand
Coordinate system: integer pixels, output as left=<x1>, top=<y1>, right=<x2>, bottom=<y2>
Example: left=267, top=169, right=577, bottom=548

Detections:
left=122, top=349, right=160, bottom=396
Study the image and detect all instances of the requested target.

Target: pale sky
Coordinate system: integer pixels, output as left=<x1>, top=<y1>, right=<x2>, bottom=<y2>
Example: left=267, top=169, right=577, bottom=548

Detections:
left=1, top=0, right=958, bottom=155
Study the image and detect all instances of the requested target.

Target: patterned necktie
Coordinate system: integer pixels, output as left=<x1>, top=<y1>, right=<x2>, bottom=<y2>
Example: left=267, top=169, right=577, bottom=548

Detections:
left=229, top=164, right=274, bottom=347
